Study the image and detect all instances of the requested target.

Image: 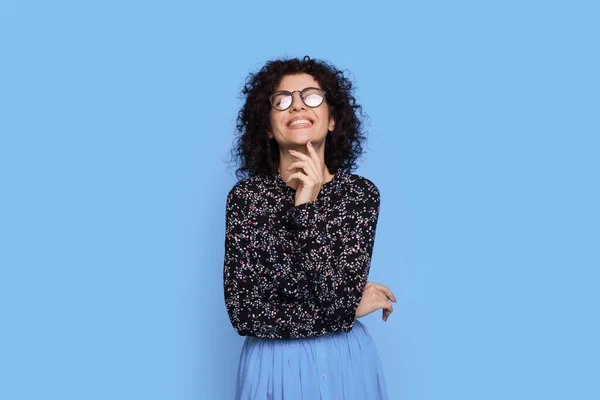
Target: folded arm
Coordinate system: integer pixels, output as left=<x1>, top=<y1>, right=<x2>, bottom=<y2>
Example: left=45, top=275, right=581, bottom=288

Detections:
left=223, top=180, right=380, bottom=339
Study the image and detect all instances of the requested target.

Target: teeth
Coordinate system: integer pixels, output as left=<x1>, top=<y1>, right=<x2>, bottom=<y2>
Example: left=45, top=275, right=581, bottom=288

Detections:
left=289, top=119, right=312, bottom=127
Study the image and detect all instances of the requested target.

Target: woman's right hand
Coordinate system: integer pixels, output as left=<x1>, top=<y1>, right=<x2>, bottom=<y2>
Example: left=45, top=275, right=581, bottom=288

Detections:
left=355, top=281, right=397, bottom=321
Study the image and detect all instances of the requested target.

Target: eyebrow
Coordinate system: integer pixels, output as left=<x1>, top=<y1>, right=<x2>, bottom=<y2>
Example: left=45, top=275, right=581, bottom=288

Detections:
left=274, top=87, right=320, bottom=92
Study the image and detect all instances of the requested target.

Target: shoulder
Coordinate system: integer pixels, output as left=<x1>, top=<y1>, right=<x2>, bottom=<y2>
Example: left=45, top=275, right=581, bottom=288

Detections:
left=339, top=172, right=381, bottom=203
left=226, top=174, right=270, bottom=204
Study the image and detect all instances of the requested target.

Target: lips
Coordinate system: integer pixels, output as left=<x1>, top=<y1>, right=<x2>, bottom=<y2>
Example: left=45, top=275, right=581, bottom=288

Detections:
left=287, top=116, right=314, bottom=127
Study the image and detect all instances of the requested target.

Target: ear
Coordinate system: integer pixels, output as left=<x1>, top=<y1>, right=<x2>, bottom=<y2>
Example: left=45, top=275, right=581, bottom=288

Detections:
left=267, top=130, right=274, bottom=139
left=328, top=115, right=335, bottom=132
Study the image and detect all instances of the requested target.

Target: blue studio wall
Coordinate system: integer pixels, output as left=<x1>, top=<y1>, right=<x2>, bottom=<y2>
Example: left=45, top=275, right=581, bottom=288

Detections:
left=1, top=0, right=598, bottom=399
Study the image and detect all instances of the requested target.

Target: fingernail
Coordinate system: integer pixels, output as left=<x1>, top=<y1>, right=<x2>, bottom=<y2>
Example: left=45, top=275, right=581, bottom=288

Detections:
left=307, top=141, right=312, bottom=146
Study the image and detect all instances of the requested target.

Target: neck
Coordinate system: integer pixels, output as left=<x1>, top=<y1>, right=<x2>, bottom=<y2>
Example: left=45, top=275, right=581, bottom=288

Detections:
left=277, top=143, right=333, bottom=189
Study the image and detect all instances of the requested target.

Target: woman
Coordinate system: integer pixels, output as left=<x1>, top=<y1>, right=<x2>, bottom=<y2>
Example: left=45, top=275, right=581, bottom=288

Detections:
left=224, top=56, right=396, bottom=399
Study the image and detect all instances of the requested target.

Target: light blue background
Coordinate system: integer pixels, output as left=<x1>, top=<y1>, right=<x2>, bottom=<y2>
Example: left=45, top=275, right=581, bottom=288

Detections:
left=1, top=0, right=598, bottom=399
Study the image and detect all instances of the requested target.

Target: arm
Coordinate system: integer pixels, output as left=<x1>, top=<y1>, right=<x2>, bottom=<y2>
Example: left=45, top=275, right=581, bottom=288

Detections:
left=285, top=179, right=381, bottom=323
left=223, top=185, right=349, bottom=339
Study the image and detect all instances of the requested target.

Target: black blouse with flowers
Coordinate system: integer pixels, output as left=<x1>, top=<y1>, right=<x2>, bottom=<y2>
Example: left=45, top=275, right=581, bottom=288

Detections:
left=223, top=170, right=381, bottom=339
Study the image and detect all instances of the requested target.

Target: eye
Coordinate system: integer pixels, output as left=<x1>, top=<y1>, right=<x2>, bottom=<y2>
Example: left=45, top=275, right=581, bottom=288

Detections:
left=304, top=94, right=322, bottom=106
left=278, top=96, right=292, bottom=109
left=302, top=89, right=324, bottom=107
left=272, top=92, right=292, bottom=109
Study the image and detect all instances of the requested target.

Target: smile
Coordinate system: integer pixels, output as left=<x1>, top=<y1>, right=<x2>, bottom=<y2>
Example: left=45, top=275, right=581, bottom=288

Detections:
left=288, top=119, right=313, bottom=128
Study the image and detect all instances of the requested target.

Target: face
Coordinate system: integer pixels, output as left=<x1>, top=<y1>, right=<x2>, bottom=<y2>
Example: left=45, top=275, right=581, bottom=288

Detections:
left=267, top=73, right=335, bottom=147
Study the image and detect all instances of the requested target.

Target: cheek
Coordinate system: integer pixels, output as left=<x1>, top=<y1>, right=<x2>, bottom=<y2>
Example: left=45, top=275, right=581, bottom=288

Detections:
left=270, top=112, right=284, bottom=126
left=319, top=104, right=331, bottom=119
left=318, top=109, right=331, bottom=126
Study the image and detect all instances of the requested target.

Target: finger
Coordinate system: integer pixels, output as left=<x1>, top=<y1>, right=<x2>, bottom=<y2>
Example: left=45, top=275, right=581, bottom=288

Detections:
left=288, top=149, right=311, bottom=161
left=371, top=285, right=392, bottom=302
left=383, top=310, right=392, bottom=322
left=286, top=161, right=318, bottom=183
left=305, top=141, right=322, bottom=177
left=378, top=300, right=393, bottom=313
left=372, top=283, right=397, bottom=303
left=290, top=148, right=320, bottom=184
left=371, top=283, right=392, bottom=299
left=365, top=286, right=388, bottom=303
left=380, top=301, right=393, bottom=321
left=382, top=308, right=392, bottom=321
left=286, top=172, right=310, bottom=185
left=375, top=291, right=389, bottom=302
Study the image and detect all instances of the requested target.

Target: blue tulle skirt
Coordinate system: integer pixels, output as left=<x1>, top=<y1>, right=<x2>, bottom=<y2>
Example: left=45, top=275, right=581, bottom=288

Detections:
left=235, top=320, right=388, bottom=400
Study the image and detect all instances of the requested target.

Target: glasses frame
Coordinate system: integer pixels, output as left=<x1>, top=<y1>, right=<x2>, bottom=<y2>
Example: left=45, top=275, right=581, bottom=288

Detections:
left=269, top=87, right=327, bottom=111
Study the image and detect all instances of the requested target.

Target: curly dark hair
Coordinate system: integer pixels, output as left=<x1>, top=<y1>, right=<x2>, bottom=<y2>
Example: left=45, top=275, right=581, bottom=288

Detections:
left=228, top=55, right=369, bottom=180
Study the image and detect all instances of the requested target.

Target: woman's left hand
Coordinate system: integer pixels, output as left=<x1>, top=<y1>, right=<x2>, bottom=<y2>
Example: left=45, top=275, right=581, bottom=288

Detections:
left=286, top=141, right=324, bottom=206
left=355, top=281, right=397, bottom=321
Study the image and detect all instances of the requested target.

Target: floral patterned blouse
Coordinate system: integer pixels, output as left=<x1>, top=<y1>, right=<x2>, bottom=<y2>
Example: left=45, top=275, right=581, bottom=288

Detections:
left=223, top=169, right=381, bottom=339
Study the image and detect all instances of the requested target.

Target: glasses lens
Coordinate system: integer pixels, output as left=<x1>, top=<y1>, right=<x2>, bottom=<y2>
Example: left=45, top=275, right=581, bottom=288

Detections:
left=271, top=92, right=293, bottom=110
left=302, top=88, right=324, bottom=107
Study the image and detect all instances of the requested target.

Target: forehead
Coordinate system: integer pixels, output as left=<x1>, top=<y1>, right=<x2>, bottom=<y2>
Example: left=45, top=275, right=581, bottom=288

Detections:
left=276, top=73, right=321, bottom=91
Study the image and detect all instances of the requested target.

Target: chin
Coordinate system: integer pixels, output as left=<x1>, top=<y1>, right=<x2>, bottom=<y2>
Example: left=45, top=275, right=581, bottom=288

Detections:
left=286, top=135, right=314, bottom=144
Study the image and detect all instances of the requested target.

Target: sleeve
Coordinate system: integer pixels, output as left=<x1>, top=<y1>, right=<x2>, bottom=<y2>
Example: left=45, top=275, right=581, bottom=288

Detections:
left=285, top=180, right=381, bottom=324
left=223, top=185, right=349, bottom=339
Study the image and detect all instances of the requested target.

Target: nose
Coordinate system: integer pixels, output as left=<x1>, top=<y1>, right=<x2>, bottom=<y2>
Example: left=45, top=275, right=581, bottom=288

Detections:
left=290, top=91, right=306, bottom=111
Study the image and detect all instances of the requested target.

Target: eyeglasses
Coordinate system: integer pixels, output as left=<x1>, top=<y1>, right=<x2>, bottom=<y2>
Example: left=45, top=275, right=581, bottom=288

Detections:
left=269, top=87, right=326, bottom=111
